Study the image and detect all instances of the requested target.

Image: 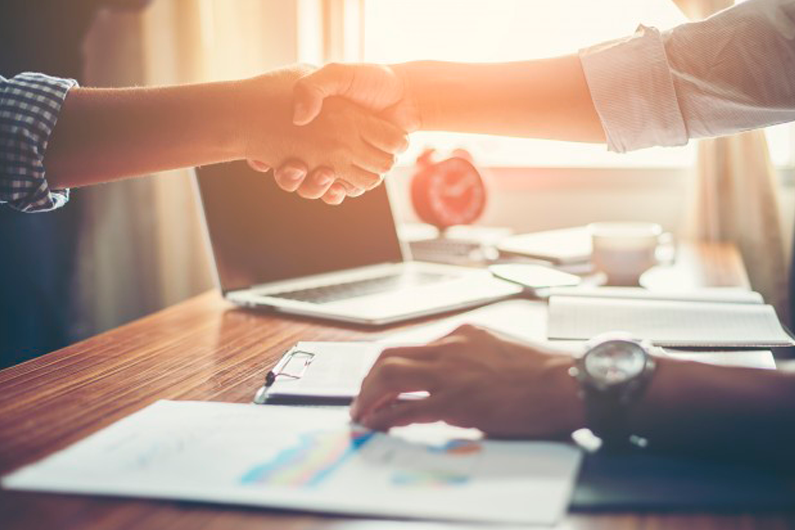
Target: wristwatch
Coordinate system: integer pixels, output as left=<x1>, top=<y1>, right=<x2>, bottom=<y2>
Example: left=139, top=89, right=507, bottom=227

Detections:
left=568, top=332, right=657, bottom=449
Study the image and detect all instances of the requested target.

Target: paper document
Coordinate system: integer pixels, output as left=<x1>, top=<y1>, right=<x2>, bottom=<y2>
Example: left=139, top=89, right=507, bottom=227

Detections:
left=256, top=342, right=384, bottom=404
left=664, top=350, right=776, bottom=369
left=547, top=296, right=795, bottom=347
left=2, top=401, right=582, bottom=525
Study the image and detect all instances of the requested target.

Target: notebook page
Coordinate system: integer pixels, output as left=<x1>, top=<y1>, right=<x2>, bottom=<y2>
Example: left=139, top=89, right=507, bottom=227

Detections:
left=547, top=296, right=795, bottom=347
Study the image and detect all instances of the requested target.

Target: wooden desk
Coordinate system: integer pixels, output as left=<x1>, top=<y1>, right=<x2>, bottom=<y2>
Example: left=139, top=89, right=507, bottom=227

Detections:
left=1, top=242, right=790, bottom=530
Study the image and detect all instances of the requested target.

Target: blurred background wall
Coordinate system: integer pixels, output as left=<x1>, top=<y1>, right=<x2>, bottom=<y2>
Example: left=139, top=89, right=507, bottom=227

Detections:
left=74, top=0, right=306, bottom=343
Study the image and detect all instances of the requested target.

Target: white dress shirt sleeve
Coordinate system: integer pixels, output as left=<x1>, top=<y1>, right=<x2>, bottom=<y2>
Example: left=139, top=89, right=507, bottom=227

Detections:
left=579, top=0, right=795, bottom=153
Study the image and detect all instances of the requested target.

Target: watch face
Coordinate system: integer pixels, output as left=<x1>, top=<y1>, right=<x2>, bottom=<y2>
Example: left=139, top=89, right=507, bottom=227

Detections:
left=584, top=341, right=647, bottom=386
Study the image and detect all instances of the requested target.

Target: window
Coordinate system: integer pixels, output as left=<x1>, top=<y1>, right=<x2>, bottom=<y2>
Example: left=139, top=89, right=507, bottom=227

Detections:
left=360, top=0, right=793, bottom=169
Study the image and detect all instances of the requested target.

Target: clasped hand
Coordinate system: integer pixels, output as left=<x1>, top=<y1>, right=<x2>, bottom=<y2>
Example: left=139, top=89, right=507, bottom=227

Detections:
left=245, top=63, right=418, bottom=204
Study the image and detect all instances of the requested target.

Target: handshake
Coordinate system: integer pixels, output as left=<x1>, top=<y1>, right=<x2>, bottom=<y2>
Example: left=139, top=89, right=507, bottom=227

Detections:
left=241, top=63, right=421, bottom=205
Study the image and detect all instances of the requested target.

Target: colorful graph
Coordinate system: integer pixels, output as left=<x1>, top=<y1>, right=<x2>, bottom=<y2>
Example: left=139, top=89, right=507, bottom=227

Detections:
left=391, top=439, right=482, bottom=488
left=430, top=439, right=483, bottom=456
left=241, top=428, right=373, bottom=488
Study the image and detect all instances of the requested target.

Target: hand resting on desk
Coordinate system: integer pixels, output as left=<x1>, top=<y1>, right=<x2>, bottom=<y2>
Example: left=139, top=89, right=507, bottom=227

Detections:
left=352, top=324, right=795, bottom=467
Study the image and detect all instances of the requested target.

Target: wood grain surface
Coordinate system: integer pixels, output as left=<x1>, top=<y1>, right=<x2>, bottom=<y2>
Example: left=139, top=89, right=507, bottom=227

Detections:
left=1, top=242, right=791, bottom=530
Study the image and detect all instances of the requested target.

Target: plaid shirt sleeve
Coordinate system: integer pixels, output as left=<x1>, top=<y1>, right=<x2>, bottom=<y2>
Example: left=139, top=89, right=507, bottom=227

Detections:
left=0, top=72, right=78, bottom=212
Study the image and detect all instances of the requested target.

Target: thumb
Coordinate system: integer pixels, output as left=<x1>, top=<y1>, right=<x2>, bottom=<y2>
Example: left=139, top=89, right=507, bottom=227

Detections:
left=292, top=64, right=354, bottom=125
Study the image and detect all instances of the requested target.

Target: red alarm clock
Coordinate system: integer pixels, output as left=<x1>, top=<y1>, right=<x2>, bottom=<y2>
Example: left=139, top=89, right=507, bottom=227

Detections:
left=410, top=149, right=487, bottom=230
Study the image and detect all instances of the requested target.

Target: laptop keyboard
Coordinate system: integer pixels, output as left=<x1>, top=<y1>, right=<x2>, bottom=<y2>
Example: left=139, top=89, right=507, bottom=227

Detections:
left=269, top=271, right=454, bottom=304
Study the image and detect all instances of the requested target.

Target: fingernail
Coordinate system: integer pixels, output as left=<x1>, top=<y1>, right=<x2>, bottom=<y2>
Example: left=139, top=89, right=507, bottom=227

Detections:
left=316, top=172, right=333, bottom=186
left=284, top=167, right=304, bottom=181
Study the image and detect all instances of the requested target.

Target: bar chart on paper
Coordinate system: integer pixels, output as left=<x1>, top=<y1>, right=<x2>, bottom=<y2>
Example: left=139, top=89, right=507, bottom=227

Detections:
left=2, top=401, right=581, bottom=525
left=241, top=428, right=376, bottom=487
left=241, top=428, right=483, bottom=489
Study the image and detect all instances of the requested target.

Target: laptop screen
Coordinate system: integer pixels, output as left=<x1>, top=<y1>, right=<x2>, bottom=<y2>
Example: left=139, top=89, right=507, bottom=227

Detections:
left=196, top=161, right=404, bottom=292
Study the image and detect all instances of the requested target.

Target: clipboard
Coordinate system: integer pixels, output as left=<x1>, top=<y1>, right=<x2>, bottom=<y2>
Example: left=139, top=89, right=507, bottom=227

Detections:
left=253, top=342, right=385, bottom=405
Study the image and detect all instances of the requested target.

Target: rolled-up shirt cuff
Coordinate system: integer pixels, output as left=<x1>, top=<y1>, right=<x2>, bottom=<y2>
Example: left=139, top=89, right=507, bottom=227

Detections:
left=0, top=72, right=77, bottom=212
left=579, top=25, right=688, bottom=153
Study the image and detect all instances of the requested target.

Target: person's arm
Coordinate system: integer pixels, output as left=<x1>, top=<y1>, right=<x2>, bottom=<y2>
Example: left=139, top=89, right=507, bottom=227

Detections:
left=45, top=66, right=406, bottom=194
left=392, top=57, right=605, bottom=143
left=351, top=325, right=795, bottom=465
left=44, top=80, right=242, bottom=190
left=0, top=67, right=407, bottom=213
left=279, top=55, right=604, bottom=200
left=629, top=354, right=795, bottom=460
left=279, top=0, right=795, bottom=195
left=0, top=73, right=76, bottom=212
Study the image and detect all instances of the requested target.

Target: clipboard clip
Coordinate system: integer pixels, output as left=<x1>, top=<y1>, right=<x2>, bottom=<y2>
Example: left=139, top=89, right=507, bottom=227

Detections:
left=254, top=349, right=315, bottom=404
left=266, top=350, right=315, bottom=385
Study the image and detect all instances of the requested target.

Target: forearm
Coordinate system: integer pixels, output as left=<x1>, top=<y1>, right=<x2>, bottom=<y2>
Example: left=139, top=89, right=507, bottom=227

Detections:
left=629, top=358, right=795, bottom=462
left=395, top=57, right=605, bottom=143
left=45, top=81, right=245, bottom=189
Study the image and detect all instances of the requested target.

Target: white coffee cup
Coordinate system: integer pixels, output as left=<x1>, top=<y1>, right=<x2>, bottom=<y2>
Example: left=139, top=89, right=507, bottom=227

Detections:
left=588, top=222, right=665, bottom=286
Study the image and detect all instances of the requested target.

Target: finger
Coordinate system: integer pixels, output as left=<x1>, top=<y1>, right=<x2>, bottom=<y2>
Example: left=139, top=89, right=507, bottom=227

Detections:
left=296, top=167, right=336, bottom=199
left=293, top=64, right=354, bottom=125
left=362, top=117, right=410, bottom=154
left=443, top=324, right=490, bottom=341
left=247, top=159, right=271, bottom=173
left=354, top=142, right=396, bottom=176
left=352, top=358, right=439, bottom=421
left=336, top=180, right=364, bottom=197
left=360, top=396, right=446, bottom=431
left=377, top=344, right=445, bottom=363
left=345, top=165, right=382, bottom=191
left=273, top=160, right=308, bottom=192
left=321, top=182, right=346, bottom=205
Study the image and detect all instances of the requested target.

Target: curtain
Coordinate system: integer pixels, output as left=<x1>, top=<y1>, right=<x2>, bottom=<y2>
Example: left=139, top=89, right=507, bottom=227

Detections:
left=675, top=0, right=789, bottom=320
left=75, top=0, right=305, bottom=338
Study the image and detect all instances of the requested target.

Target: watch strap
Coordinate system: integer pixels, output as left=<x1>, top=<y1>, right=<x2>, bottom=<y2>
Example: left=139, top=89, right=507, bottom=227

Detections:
left=574, top=348, right=657, bottom=450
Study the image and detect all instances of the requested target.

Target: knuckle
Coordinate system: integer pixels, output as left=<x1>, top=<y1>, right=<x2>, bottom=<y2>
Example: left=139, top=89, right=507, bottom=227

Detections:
left=455, top=324, right=482, bottom=336
left=325, top=62, right=346, bottom=78
left=378, top=358, right=405, bottom=380
left=294, top=77, right=316, bottom=97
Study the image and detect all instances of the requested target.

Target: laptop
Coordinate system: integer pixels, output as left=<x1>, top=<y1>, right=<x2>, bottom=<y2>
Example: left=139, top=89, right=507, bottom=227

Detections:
left=194, top=161, right=521, bottom=325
